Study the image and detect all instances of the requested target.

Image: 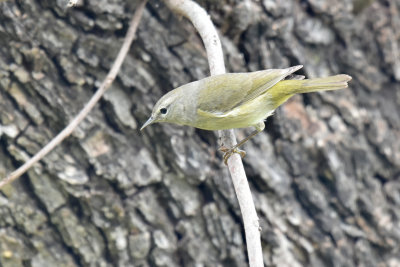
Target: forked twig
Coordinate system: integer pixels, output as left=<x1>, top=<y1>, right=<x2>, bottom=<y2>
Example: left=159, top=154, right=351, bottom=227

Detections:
left=0, top=0, right=148, bottom=188
left=162, top=0, right=264, bottom=266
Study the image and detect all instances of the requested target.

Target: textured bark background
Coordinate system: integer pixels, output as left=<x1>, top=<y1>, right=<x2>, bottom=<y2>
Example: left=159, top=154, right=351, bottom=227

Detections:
left=0, top=0, right=399, bottom=266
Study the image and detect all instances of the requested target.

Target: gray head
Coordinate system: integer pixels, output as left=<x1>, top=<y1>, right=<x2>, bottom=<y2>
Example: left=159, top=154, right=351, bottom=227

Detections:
left=140, top=88, right=182, bottom=130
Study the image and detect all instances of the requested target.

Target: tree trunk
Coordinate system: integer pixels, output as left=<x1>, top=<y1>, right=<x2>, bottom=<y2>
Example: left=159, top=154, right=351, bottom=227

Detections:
left=0, top=0, right=399, bottom=266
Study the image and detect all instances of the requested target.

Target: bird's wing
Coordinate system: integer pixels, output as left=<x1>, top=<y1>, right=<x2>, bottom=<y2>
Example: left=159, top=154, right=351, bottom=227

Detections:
left=196, top=65, right=303, bottom=114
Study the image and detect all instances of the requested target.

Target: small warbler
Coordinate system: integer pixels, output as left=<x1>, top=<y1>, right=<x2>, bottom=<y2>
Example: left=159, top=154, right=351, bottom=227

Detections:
left=141, top=65, right=352, bottom=164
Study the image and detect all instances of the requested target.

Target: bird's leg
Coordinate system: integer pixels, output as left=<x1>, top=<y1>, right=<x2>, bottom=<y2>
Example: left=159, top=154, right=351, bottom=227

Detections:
left=219, top=122, right=265, bottom=165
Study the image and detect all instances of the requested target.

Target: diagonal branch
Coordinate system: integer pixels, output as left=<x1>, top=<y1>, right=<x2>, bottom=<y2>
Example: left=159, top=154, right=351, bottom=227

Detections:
left=0, top=0, right=148, bottom=188
left=162, top=1, right=264, bottom=266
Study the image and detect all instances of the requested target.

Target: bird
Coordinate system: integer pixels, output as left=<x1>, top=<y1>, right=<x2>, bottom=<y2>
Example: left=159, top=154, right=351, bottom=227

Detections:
left=141, top=65, right=352, bottom=164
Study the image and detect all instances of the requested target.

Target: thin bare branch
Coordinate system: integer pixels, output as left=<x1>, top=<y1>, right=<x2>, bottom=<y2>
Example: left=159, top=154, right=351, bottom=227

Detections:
left=162, top=1, right=264, bottom=266
left=67, top=0, right=79, bottom=7
left=0, top=0, right=148, bottom=188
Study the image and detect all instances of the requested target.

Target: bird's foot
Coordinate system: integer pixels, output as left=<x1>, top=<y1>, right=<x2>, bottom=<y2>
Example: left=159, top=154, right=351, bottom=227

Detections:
left=219, top=146, right=246, bottom=165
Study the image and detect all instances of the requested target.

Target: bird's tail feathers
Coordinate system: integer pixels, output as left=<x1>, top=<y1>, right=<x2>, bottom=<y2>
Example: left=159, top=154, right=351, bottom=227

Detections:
left=295, top=74, right=352, bottom=94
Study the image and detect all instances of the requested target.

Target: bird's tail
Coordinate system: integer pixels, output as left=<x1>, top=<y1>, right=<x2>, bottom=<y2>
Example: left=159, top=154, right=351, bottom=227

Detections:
left=267, top=74, right=352, bottom=109
left=293, top=74, right=352, bottom=94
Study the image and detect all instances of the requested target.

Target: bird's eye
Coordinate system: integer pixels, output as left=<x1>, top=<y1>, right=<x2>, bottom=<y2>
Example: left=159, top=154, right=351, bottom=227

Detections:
left=160, top=108, right=167, bottom=114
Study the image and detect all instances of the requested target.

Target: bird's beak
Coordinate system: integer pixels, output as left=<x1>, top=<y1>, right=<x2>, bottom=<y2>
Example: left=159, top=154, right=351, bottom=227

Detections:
left=140, top=116, right=155, bottom=131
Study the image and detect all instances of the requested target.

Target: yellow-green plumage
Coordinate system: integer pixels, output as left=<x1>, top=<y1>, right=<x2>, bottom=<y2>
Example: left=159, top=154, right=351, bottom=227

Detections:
left=267, top=74, right=352, bottom=109
left=141, top=65, right=351, bottom=163
left=141, top=65, right=352, bottom=132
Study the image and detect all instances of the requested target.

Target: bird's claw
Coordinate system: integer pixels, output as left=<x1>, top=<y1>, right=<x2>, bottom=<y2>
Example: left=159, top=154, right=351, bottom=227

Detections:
left=219, top=146, right=246, bottom=165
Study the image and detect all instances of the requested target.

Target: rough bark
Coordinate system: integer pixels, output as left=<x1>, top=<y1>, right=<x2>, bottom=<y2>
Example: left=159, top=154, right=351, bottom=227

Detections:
left=0, top=0, right=399, bottom=267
